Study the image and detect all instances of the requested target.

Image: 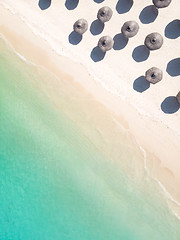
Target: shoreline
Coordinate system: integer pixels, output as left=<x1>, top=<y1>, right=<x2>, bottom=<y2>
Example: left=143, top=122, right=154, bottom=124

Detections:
left=0, top=2, right=180, bottom=218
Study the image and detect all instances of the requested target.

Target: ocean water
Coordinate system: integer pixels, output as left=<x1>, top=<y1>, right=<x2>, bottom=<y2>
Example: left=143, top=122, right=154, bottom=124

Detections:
left=0, top=38, right=180, bottom=240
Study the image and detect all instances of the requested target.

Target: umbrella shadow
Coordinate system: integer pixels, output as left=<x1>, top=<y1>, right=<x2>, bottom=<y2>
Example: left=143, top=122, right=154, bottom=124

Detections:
left=113, top=33, right=129, bottom=50
left=93, top=0, right=104, bottom=3
left=65, top=0, right=79, bottom=10
left=165, top=20, right=180, bottom=39
left=90, top=20, right=104, bottom=35
left=139, top=5, right=158, bottom=24
left=38, top=0, right=51, bottom=10
left=166, top=58, right=180, bottom=77
left=90, top=47, right=106, bottom=62
left=68, top=31, right=82, bottom=45
left=132, top=45, right=150, bottom=62
left=161, top=96, right=180, bottom=114
left=133, top=76, right=150, bottom=93
left=116, top=0, right=133, bottom=14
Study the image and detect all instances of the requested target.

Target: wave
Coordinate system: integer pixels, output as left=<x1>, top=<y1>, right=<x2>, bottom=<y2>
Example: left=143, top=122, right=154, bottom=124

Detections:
left=139, top=145, right=180, bottom=220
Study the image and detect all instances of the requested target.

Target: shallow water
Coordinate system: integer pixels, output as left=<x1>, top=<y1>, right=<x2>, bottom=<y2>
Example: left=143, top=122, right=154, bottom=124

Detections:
left=0, top=38, right=180, bottom=240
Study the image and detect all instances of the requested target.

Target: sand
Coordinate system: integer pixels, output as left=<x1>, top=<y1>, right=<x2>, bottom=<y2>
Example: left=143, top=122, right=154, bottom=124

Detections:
left=0, top=0, right=180, bottom=215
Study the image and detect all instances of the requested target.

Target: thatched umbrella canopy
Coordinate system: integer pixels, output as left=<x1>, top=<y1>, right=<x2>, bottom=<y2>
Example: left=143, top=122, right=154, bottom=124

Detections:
left=145, top=67, right=163, bottom=84
left=144, top=32, right=163, bottom=50
left=97, top=6, right=113, bottom=23
left=153, top=0, right=172, bottom=8
left=176, top=91, right=180, bottom=104
left=98, top=36, right=114, bottom=52
left=121, top=21, right=139, bottom=38
left=73, top=19, right=88, bottom=35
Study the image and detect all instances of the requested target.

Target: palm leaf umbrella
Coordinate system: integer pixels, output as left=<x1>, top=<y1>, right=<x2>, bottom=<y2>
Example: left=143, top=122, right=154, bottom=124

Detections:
left=153, top=0, right=172, bottom=8
left=73, top=19, right=88, bottom=35
left=144, top=32, right=163, bottom=50
left=97, top=6, right=113, bottom=23
left=145, top=67, right=163, bottom=84
left=121, top=21, right=139, bottom=38
left=98, top=36, right=114, bottom=52
left=176, top=91, right=180, bottom=104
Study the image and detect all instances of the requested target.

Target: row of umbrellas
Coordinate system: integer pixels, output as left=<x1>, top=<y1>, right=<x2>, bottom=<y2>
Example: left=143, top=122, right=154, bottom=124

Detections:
left=72, top=0, right=173, bottom=52
left=95, top=32, right=163, bottom=52
left=72, top=1, right=179, bottom=103
left=73, top=5, right=164, bottom=52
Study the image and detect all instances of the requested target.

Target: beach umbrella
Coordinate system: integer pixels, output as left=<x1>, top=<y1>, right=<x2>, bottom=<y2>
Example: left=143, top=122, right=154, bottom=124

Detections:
left=73, top=19, right=88, bottom=35
left=144, top=32, right=163, bottom=50
left=153, top=0, right=172, bottom=8
left=145, top=67, right=163, bottom=84
left=176, top=91, right=180, bottom=104
left=97, top=6, right=113, bottom=23
left=121, top=21, right=139, bottom=38
left=98, top=36, right=114, bottom=52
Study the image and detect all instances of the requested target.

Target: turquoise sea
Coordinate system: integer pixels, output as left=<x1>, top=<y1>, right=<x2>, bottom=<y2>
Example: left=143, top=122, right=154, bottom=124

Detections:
left=0, top=38, right=180, bottom=240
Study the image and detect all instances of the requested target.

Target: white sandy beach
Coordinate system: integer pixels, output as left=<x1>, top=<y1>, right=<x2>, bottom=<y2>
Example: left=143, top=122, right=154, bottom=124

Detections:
left=0, top=0, right=180, bottom=215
